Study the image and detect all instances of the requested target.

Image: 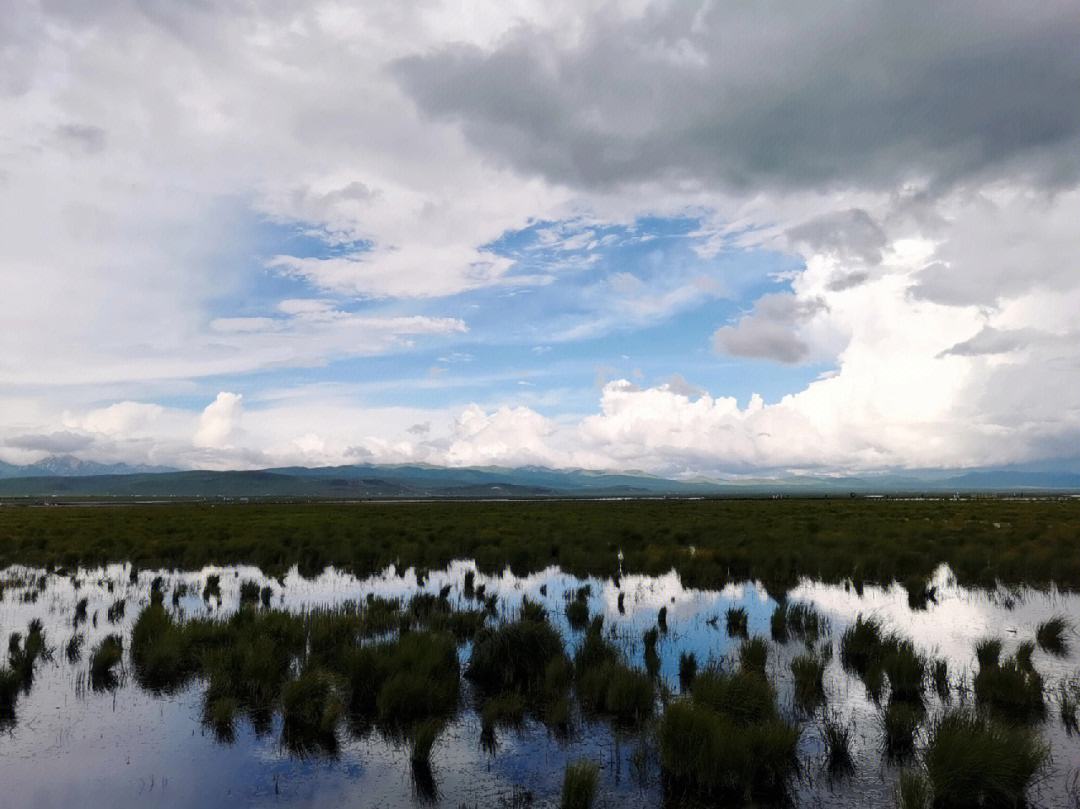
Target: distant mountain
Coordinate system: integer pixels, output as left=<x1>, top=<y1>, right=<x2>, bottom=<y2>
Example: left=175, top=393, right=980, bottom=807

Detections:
left=0, top=461, right=1077, bottom=498
left=0, top=455, right=176, bottom=479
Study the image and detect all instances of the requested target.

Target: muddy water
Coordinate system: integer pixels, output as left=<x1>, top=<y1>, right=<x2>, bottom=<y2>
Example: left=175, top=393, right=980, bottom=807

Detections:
left=0, top=562, right=1078, bottom=808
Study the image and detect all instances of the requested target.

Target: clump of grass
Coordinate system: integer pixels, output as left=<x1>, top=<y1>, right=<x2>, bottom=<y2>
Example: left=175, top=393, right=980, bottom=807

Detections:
left=897, top=769, right=931, bottom=809
left=660, top=667, right=799, bottom=802
left=467, top=617, right=564, bottom=696
left=8, top=620, right=46, bottom=689
left=678, top=651, right=698, bottom=691
left=90, top=634, right=124, bottom=691
left=463, top=570, right=475, bottom=598
left=74, top=597, right=89, bottom=625
left=239, top=580, right=261, bottom=605
left=791, top=652, right=825, bottom=711
left=0, top=666, right=20, bottom=725
left=1015, top=640, right=1035, bottom=671
left=739, top=637, right=768, bottom=677
left=171, top=581, right=189, bottom=607
left=576, top=622, right=653, bottom=725
left=882, top=701, right=922, bottom=759
left=904, top=576, right=937, bottom=611
left=725, top=607, right=748, bottom=638
left=919, top=710, right=1049, bottom=807
left=882, top=639, right=925, bottom=704
left=65, top=634, right=84, bottom=664
left=821, top=715, right=853, bottom=776
left=281, top=668, right=343, bottom=756
left=565, top=599, right=589, bottom=631
left=782, top=603, right=827, bottom=643
left=203, top=574, right=221, bottom=601
left=1035, top=615, right=1071, bottom=656
left=410, top=718, right=442, bottom=764
left=517, top=596, right=545, bottom=623
left=106, top=598, right=126, bottom=623
left=770, top=604, right=789, bottom=642
left=974, top=638, right=1002, bottom=669
left=560, top=759, right=599, bottom=809
left=480, top=691, right=526, bottom=739
left=643, top=627, right=660, bottom=678
left=931, top=659, right=949, bottom=700
left=840, top=614, right=885, bottom=675
left=1058, top=680, right=1079, bottom=734
left=373, top=632, right=460, bottom=729
left=974, top=655, right=1045, bottom=722
left=203, top=694, right=239, bottom=743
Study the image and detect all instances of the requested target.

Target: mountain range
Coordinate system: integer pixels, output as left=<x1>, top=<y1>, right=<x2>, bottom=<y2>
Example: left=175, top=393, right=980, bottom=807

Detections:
left=0, top=456, right=1078, bottom=498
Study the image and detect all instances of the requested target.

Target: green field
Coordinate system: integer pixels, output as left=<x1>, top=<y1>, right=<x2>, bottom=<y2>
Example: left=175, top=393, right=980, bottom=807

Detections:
left=2, top=498, right=1079, bottom=589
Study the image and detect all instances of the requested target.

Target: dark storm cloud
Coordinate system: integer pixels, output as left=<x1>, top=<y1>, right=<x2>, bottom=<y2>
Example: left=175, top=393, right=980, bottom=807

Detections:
left=393, top=1, right=1080, bottom=194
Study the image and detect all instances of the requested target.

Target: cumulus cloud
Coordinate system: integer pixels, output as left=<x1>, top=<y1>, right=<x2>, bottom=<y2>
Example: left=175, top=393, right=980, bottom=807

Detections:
left=194, top=393, right=243, bottom=449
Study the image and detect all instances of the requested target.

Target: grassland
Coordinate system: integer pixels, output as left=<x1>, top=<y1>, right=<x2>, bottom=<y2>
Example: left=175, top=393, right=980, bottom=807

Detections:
left=1, top=498, right=1079, bottom=589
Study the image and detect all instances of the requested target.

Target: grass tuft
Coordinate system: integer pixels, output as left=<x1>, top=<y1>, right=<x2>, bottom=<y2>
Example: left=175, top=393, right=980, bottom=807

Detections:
left=560, top=759, right=599, bottom=809
left=1035, top=615, right=1071, bottom=656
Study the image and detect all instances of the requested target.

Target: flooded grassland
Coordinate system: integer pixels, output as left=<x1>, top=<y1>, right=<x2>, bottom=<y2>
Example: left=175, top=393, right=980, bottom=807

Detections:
left=1, top=557, right=1079, bottom=808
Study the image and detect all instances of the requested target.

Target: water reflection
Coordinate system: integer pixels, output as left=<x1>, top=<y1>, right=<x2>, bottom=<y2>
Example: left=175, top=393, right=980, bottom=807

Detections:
left=0, top=561, right=1077, bottom=808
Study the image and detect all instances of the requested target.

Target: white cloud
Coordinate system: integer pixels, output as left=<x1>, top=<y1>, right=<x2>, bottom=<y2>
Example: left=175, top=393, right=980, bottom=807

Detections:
left=194, top=392, right=244, bottom=449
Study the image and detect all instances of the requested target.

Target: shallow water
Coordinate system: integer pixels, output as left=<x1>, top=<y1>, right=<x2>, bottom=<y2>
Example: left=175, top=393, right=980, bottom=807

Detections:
left=1, top=562, right=1078, bottom=808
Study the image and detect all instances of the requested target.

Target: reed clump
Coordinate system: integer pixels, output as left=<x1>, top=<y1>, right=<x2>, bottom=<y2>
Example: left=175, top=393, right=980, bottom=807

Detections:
left=1035, top=615, right=1071, bottom=656
left=918, top=711, right=1049, bottom=808
left=560, top=759, right=600, bottom=809
left=660, top=666, right=799, bottom=802
left=726, top=607, right=748, bottom=638
left=90, top=633, right=124, bottom=691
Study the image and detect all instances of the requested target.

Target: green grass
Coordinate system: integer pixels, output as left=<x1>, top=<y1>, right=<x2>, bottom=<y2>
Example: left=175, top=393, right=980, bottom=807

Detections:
left=739, top=637, right=769, bottom=677
left=974, top=655, right=1045, bottom=722
left=791, top=652, right=826, bottom=711
left=725, top=606, right=748, bottom=638
left=882, top=701, right=922, bottom=759
left=89, top=634, right=124, bottom=691
left=822, top=715, right=853, bottom=776
left=560, top=759, right=599, bottom=809
left=882, top=639, right=926, bottom=704
left=565, top=599, right=589, bottom=630
left=467, top=617, right=565, bottom=696
left=660, top=667, right=799, bottom=802
left=281, top=668, right=343, bottom=756
left=643, top=627, right=661, bottom=678
left=840, top=614, right=887, bottom=674
left=6, top=499, right=1079, bottom=591
left=921, top=711, right=1049, bottom=808
left=678, top=651, right=697, bottom=691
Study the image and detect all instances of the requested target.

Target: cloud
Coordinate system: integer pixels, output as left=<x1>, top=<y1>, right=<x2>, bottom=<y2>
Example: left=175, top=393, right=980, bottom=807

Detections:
left=787, top=209, right=887, bottom=265
left=194, top=392, right=243, bottom=449
left=393, top=2, right=1080, bottom=193
left=4, top=431, right=94, bottom=453
left=939, top=326, right=1042, bottom=358
left=3, top=1, right=1080, bottom=477
left=712, top=293, right=829, bottom=364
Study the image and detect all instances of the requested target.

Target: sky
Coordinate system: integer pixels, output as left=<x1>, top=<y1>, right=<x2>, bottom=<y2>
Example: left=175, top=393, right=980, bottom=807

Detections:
left=2, top=0, right=1080, bottom=477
